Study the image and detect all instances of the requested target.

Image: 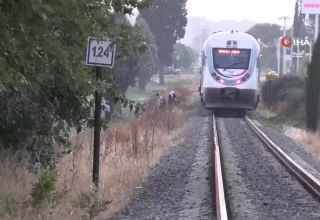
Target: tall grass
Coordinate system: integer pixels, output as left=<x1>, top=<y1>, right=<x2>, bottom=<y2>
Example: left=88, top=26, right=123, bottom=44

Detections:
left=284, top=126, right=320, bottom=159
left=0, top=86, right=195, bottom=220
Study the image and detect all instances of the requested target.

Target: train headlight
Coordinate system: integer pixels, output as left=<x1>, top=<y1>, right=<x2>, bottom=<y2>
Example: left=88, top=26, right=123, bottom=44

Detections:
left=219, top=79, right=224, bottom=84
left=212, top=72, right=216, bottom=77
left=215, top=76, right=220, bottom=80
left=245, top=74, right=250, bottom=78
left=236, top=79, right=241, bottom=84
left=242, top=77, right=246, bottom=81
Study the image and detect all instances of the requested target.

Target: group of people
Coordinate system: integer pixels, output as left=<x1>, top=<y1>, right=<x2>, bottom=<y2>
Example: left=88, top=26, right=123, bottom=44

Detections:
left=156, top=90, right=179, bottom=110
left=102, top=90, right=179, bottom=120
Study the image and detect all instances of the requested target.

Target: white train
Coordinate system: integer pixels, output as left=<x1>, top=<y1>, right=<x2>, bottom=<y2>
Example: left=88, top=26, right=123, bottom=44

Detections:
left=199, top=31, right=260, bottom=116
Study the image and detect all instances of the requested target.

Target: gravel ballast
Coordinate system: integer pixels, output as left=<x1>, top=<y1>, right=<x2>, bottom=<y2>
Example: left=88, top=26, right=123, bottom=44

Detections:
left=259, top=126, right=320, bottom=181
left=218, top=117, right=320, bottom=220
left=110, top=107, right=215, bottom=220
left=247, top=110, right=320, bottom=181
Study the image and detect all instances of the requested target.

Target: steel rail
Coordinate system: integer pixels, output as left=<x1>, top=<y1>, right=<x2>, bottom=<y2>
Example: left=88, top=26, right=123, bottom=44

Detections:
left=245, top=116, right=320, bottom=199
left=213, top=114, right=228, bottom=220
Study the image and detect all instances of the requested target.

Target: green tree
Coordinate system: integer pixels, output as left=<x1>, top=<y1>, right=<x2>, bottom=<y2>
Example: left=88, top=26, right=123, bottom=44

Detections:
left=172, top=43, right=198, bottom=70
left=306, top=32, right=320, bottom=131
left=0, top=0, right=150, bottom=169
left=247, top=23, right=282, bottom=71
left=291, top=0, right=307, bottom=73
left=139, top=0, right=188, bottom=85
left=113, top=14, right=142, bottom=93
left=134, top=15, right=159, bottom=91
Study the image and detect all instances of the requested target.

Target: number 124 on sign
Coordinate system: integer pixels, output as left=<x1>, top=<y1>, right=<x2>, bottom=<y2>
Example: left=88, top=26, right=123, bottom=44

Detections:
left=86, top=37, right=116, bottom=68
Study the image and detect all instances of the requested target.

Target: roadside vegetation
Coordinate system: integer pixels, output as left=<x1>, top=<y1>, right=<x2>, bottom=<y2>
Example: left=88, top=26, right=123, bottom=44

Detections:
left=0, top=80, right=197, bottom=219
left=0, top=0, right=199, bottom=219
left=249, top=0, right=320, bottom=158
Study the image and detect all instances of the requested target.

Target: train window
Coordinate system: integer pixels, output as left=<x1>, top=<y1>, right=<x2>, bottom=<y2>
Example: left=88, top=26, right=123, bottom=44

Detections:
left=212, top=48, right=251, bottom=69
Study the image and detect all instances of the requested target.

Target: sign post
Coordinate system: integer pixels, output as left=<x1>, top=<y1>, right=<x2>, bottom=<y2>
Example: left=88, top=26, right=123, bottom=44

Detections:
left=86, top=37, right=116, bottom=187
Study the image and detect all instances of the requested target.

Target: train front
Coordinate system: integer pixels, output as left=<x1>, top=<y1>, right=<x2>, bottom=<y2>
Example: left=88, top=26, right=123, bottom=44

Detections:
left=202, top=32, right=260, bottom=110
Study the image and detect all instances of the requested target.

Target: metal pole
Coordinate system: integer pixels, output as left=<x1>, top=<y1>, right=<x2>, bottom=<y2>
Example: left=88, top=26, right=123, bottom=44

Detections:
left=93, top=66, right=102, bottom=187
left=309, top=43, right=312, bottom=62
left=315, top=14, right=319, bottom=41
left=258, top=56, right=261, bottom=84
left=297, top=44, right=300, bottom=72
left=283, top=18, right=287, bottom=75
left=279, top=16, right=290, bottom=76
left=277, top=38, right=280, bottom=74
left=257, top=39, right=261, bottom=84
left=199, top=34, right=203, bottom=62
left=291, top=22, right=294, bottom=63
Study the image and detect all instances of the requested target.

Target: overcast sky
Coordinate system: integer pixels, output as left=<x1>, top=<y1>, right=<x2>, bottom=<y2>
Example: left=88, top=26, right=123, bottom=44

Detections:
left=187, top=0, right=296, bottom=26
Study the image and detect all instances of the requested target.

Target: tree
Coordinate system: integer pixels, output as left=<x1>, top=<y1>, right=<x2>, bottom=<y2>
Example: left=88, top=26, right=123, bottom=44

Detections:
left=0, top=0, right=151, bottom=168
left=247, top=23, right=282, bottom=71
left=172, top=43, right=198, bottom=70
left=113, top=14, right=142, bottom=93
left=306, top=32, right=320, bottom=131
left=191, top=31, right=210, bottom=54
left=134, top=15, right=159, bottom=91
left=291, top=0, right=307, bottom=73
left=139, top=0, right=188, bottom=85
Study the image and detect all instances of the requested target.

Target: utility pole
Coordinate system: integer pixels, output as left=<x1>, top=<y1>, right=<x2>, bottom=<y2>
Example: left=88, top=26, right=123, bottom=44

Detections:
left=257, top=39, right=261, bottom=84
left=291, top=21, right=294, bottom=74
left=279, top=16, right=290, bottom=76
left=194, top=29, right=207, bottom=65
left=276, top=38, right=281, bottom=74
left=315, top=15, right=319, bottom=41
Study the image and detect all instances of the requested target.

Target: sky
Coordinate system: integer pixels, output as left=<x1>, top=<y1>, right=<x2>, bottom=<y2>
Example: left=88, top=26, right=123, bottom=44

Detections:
left=186, top=0, right=296, bottom=26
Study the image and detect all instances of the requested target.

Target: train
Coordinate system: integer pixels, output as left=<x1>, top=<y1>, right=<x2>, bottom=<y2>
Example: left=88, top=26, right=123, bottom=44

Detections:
left=199, top=30, right=260, bottom=117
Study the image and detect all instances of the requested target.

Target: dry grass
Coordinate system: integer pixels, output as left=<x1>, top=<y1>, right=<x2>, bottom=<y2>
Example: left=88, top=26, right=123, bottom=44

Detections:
left=284, top=126, right=320, bottom=158
left=257, top=107, right=277, bottom=118
left=256, top=103, right=290, bottom=119
left=0, top=86, right=196, bottom=220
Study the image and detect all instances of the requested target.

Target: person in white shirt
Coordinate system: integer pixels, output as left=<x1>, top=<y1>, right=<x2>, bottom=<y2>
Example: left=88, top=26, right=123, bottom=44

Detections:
left=104, top=101, right=111, bottom=120
left=168, top=91, right=179, bottom=109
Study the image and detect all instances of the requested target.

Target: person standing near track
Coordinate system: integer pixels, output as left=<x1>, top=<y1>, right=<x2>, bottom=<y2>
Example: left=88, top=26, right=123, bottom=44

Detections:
left=168, top=90, right=179, bottom=109
left=104, top=100, right=112, bottom=121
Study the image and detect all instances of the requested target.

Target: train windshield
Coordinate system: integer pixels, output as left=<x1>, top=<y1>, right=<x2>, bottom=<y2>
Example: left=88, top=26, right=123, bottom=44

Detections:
left=212, top=48, right=250, bottom=69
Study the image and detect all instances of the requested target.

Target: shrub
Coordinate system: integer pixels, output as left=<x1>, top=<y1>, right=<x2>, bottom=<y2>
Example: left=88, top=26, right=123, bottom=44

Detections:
left=30, top=170, right=58, bottom=207
left=261, top=75, right=305, bottom=114
left=0, top=85, right=194, bottom=219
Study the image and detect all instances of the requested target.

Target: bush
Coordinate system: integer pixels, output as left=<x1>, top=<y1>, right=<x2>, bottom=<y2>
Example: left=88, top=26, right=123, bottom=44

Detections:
left=31, top=170, right=58, bottom=207
left=0, top=86, right=195, bottom=219
left=261, top=75, right=305, bottom=113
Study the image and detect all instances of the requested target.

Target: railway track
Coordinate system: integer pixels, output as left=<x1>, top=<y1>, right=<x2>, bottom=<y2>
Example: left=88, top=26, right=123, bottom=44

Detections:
left=213, top=113, right=320, bottom=220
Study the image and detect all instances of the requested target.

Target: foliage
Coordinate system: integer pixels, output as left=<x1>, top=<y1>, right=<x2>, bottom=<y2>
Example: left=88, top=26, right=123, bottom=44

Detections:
left=291, top=0, right=308, bottom=73
left=112, top=14, right=144, bottom=93
left=247, top=23, right=282, bottom=70
left=139, top=0, right=188, bottom=84
left=76, top=191, right=111, bottom=220
left=172, top=43, right=198, bottom=70
left=306, top=32, right=320, bottom=131
left=31, top=169, right=58, bottom=207
left=0, top=192, right=17, bottom=217
left=0, top=0, right=151, bottom=169
left=134, top=15, right=159, bottom=90
left=261, top=75, right=305, bottom=115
